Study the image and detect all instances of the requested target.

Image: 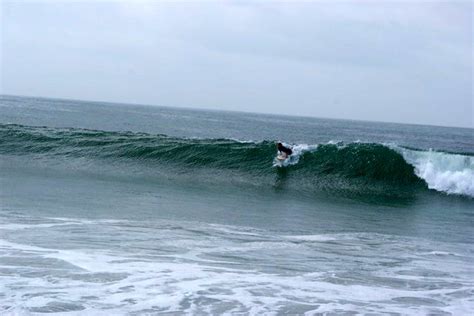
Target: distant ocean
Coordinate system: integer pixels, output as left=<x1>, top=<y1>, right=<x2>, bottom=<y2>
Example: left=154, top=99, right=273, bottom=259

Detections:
left=1, top=95, right=473, bottom=314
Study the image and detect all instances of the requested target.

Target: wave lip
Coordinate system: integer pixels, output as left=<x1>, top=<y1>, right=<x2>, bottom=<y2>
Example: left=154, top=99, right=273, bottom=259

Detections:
left=400, top=148, right=474, bottom=197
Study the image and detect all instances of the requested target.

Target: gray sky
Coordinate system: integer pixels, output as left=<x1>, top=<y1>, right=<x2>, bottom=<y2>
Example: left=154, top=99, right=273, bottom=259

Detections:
left=1, top=0, right=472, bottom=128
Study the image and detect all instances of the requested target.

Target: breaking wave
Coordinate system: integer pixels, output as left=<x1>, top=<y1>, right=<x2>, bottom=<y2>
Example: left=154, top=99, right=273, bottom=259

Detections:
left=1, top=124, right=472, bottom=198
left=399, top=148, right=473, bottom=197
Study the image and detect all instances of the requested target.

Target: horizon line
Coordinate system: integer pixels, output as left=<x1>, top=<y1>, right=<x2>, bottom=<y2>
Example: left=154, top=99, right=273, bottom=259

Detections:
left=1, top=93, right=472, bottom=130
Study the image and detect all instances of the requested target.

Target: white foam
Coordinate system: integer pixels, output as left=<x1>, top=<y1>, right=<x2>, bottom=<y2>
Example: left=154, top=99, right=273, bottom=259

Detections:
left=286, top=235, right=338, bottom=242
left=399, top=148, right=474, bottom=197
left=271, top=141, right=474, bottom=197
left=423, top=251, right=459, bottom=256
left=273, top=143, right=318, bottom=167
left=0, top=239, right=53, bottom=252
left=2, top=215, right=473, bottom=315
left=0, top=222, right=76, bottom=230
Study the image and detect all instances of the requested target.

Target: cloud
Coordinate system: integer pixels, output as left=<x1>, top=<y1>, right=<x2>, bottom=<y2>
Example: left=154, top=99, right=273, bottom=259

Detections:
left=1, top=0, right=472, bottom=127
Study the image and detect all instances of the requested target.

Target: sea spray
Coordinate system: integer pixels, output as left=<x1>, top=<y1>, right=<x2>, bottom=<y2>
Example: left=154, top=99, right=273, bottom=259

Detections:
left=399, top=148, right=474, bottom=197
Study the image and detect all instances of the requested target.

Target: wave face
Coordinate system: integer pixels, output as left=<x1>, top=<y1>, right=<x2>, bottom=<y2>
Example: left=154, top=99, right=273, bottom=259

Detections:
left=1, top=124, right=473, bottom=198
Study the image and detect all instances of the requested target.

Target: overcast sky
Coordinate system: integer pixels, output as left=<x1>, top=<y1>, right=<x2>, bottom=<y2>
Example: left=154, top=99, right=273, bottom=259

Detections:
left=1, top=0, right=472, bottom=128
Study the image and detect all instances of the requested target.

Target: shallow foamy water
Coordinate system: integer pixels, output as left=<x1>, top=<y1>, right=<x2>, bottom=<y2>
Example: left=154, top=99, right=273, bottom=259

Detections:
left=1, top=213, right=473, bottom=315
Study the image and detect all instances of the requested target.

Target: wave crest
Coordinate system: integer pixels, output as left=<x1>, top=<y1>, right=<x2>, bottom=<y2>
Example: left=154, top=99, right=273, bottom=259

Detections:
left=399, top=148, right=474, bottom=197
left=1, top=124, right=472, bottom=198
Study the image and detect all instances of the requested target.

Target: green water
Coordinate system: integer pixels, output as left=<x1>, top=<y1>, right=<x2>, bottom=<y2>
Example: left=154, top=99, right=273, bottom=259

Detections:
left=1, top=95, right=472, bottom=314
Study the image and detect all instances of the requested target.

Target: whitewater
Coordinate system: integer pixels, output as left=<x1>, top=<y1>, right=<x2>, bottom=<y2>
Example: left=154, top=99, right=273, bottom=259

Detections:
left=398, top=148, right=474, bottom=197
left=2, top=123, right=472, bottom=197
left=278, top=141, right=473, bottom=198
left=1, top=95, right=473, bottom=315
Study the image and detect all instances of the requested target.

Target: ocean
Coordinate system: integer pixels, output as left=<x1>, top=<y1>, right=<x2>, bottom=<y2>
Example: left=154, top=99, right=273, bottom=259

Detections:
left=1, top=95, right=473, bottom=315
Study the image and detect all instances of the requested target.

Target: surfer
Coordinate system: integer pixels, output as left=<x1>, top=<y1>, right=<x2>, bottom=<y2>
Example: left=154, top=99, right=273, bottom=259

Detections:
left=277, top=142, right=292, bottom=159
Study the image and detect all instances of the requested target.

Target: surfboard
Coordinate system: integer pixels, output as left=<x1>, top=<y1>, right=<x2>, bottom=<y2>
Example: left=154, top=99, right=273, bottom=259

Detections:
left=277, top=154, right=288, bottom=161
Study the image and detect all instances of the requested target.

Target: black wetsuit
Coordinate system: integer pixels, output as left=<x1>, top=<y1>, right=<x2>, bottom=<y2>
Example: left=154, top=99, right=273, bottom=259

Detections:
left=278, top=144, right=292, bottom=156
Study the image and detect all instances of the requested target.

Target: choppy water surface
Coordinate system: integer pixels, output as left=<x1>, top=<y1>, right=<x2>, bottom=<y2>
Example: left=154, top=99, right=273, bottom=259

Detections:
left=1, top=214, right=473, bottom=315
left=1, top=95, right=473, bottom=314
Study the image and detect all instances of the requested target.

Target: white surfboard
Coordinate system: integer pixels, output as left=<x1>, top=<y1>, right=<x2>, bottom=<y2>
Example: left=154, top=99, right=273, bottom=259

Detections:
left=275, top=154, right=290, bottom=167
